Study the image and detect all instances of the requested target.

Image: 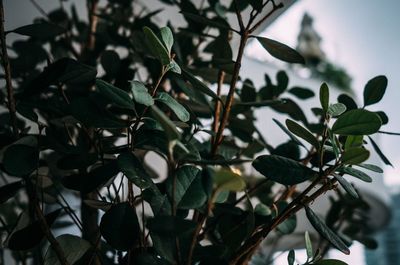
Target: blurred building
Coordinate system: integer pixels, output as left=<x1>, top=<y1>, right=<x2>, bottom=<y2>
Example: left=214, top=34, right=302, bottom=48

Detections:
left=365, top=192, right=400, bottom=265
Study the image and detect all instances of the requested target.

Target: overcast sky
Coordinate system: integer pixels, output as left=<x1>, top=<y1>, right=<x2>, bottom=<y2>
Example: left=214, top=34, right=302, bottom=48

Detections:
left=247, top=0, right=400, bottom=188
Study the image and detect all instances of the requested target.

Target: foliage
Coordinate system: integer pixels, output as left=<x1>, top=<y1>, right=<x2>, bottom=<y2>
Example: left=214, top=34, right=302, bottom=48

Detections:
left=0, top=0, right=393, bottom=265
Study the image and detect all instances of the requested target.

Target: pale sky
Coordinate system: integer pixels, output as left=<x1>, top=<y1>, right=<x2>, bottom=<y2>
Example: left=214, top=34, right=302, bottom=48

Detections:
left=247, top=0, right=400, bottom=187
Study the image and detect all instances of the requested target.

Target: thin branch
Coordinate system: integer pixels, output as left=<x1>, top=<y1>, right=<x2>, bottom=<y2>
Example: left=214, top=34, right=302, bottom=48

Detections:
left=0, top=0, right=18, bottom=138
left=29, top=0, right=49, bottom=18
left=211, top=70, right=225, bottom=145
left=249, top=1, right=284, bottom=34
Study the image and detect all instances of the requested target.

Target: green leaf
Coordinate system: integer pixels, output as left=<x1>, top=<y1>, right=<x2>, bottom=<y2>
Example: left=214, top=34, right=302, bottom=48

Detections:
left=130, top=81, right=154, bottom=106
left=182, top=68, right=219, bottom=100
left=305, top=231, right=313, bottom=260
left=337, top=167, right=372, bottom=183
left=166, top=166, right=200, bottom=206
left=287, top=249, right=295, bottom=265
left=320, top=83, right=329, bottom=112
left=285, top=119, right=319, bottom=149
left=100, top=50, right=120, bottom=76
left=333, top=174, right=358, bottom=198
left=117, top=152, right=153, bottom=189
left=143, top=26, right=170, bottom=65
left=150, top=105, right=180, bottom=140
left=288, top=86, right=315, bottom=99
left=363, top=75, right=387, bottom=106
left=0, top=181, right=24, bottom=204
left=213, top=169, right=246, bottom=192
left=166, top=60, right=182, bottom=74
left=147, top=216, right=196, bottom=237
left=341, top=147, right=370, bottom=165
left=44, top=234, right=91, bottom=265
left=356, top=163, right=383, bottom=173
left=96, top=79, right=135, bottom=109
left=235, top=99, right=285, bottom=107
left=181, top=12, right=232, bottom=30
left=11, top=22, right=65, bottom=39
left=3, top=144, right=38, bottom=177
left=256, top=37, right=305, bottom=64
left=160, top=27, right=174, bottom=53
left=368, top=136, right=393, bottom=166
left=344, top=135, right=363, bottom=150
left=273, top=118, right=306, bottom=148
left=62, top=161, right=119, bottom=193
left=156, top=92, right=190, bottom=122
left=277, top=214, right=296, bottom=234
left=8, top=209, right=61, bottom=250
left=252, top=155, right=317, bottom=186
left=100, top=202, right=140, bottom=251
left=314, top=259, right=348, bottom=265
left=332, top=109, right=382, bottom=135
left=305, top=206, right=350, bottom=255
left=327, top=103, right=346, bottom=117
left=69, top=97, right=127, bottom=128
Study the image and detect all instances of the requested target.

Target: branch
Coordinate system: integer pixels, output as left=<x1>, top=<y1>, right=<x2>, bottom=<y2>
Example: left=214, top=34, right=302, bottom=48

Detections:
left=211, top=70, right=225, bottom=145
left=0, top=0, right=18, bottom=138
left=249, top=1, right=284, bottom=34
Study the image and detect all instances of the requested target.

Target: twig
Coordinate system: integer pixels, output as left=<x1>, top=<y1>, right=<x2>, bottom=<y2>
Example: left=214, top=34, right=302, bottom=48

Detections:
left=29, top=0, right=49, bottom=18
left=0, top=0, right=18, bottom=138
left=211, top=70, right=225, bottom=145
left=249, top=1, right=284, bottom=34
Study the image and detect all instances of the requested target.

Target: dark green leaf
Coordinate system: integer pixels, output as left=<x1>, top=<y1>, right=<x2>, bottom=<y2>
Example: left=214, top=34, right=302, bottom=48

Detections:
left=235, top=99, right=285, bottom=107
left=147, top=216, right=196, bottom=237
left=320, top=83, right=329, bottom=112
left=117, top=152, right=153, bottom=189
left=363, top=75, right=387, bottom=106
left=69, top=97, right=127, bottom=128
left=143, top=26, right=170, bottom=65
left=272, top=118, right=306, bottom=148
left=100, top=202, right=140, bottom=250
left=338, top=94, right=357, bottom=111
left=277, top=214, right=296, bottom=234
left=368, top=136, right=393, bottom=166
left=252, top=155, right=317, bottom=185
left=333, top=174, right=358, bottom=198
left=11, top=22, right=65, bottom=39
left=344, top=135, right=363, bottom=150
left=375, top=111, right=388, bottom=125
left=3, top=144, right=38, bottom=177
left=271, top=98, right=308, bottom=124
left=285, top=119, right=319, bottom=149
left=8, top=209, right=61, bottom=250
left=100, top=50, right=120, bottom=76
left=44, top=234, right=91, bottom=265
left=166, top=166, right=200, bottom=206
left=160, top=27, right=174, bottom=53
left=0, top=181, right=24, bottom=204
left=150, top=105, right=180, bottom=140
left=62, top=161, right=119, bottom=193
left=156, top=92, right=190, bottom=122
left=305, top=206, right=350, bottom=255
left=337, top=167, right=372, bottom=183
left=288, top=86, right=315, bottom=99
left=96, top=79, right=135, bottom=109
left=341, top=147, right=370, bottom=165
left=182, top=68, right=219, bottom=100
left=256, top=37, right=305, bottom=64
left=356, top=163, right=383, bottom=173
left=166, top=60, right=182, bottom=74
left=287, top=249, right=295, bottom=265
left=130, top=81, right=154, bottom=106
left=332, top=109, right=382, bottom=135
left=327, top=103, right=346, bottom=117
left=181, top=12, right=232, bottom=30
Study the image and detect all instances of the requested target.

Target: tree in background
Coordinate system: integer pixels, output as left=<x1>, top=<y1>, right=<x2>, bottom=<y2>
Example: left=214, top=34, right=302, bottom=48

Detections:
left=0, top=0, right=394, bottom=265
